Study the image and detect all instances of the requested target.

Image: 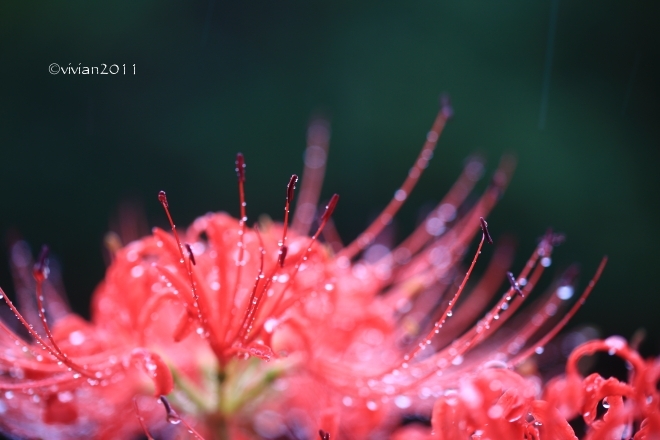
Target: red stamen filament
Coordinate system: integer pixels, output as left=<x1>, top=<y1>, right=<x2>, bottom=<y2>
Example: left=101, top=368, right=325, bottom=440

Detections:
left=133, top=398, right=155, bottom=440
left=279, top=174, right=298, bottom=267
left=236, top=225, right=266, bottom=342
left=399, top=218, right=490, bottom=366
left=0, top=287, right=96, bottom=379
left=159, top=395, right=205, bottom=440
left=291, top=118, right=330, bottom=236
left=339, top=106, right=451, bottom=260
left=253, top=194, right=339, bottom=331
left=508, top=256, right=608, bottom=366
left=157, top=191, right=217, bottom=353
left=226, top=153, right=249, bottom=340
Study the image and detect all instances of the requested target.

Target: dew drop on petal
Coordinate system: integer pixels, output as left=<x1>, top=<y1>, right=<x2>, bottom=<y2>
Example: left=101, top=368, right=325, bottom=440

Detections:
left=68, top=331, right=85, bottom=346
left=488, top=405, right=504, bottom=419
left=131, top=265, right=145, bottom=278
left=394, top=395, right=412, bottom=409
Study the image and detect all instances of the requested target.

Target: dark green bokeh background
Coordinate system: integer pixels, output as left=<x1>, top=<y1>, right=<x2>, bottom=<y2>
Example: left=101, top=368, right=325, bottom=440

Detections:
left=1, top=2, right=658, bottom=347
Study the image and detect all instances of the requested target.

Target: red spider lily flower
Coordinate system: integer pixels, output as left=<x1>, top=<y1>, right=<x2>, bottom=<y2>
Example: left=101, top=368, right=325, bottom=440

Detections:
left=1, top=97, right=657, bottom=439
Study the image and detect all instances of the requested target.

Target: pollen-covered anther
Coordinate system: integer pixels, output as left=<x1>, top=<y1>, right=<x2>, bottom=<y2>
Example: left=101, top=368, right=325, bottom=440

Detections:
left=185, top=243, right=196, bottom=266
left=157, top=190, right=168, bottom=207
left=480, top=217, right=493, bottom=245
left=278, top=245, right=288, bottom=267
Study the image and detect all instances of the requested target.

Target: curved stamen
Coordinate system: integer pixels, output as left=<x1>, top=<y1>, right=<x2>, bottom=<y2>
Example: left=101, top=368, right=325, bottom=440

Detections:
left=339, top=101, right=453, bottom=260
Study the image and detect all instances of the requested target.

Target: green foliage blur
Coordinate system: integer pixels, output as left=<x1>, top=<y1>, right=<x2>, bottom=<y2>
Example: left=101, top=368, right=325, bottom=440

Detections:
left=1, top=1, right=658, bottom=348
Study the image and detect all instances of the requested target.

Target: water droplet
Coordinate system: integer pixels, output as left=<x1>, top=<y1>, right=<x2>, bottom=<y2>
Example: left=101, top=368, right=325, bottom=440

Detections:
left=167, top=414, right=181, bottom=425
left=556, top=285, right=574, bottom=300
left=68, top=331, right=85, bottom=346
left=451, top=355, right=464, bottom=366
left=394, top=395, right=412, bottom=409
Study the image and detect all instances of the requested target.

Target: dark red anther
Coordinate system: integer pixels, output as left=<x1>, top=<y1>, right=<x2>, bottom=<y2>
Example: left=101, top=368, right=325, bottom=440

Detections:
left=278, top=245, right=288, bottom=267
left=287, top=174, right=298, bottom=203
left=235, top=153, right=246, bottom=183
left=479, top=217, right=493, bottom=245
left=507, top=271, right=524, bottom=297
left=33, top=245, right=50, bottom=282
left=321, top=194, right=340, bottom=222
left=319, top=430, right=330, bottom=440
left=159, top=395, right=181, bottom=424
left=158, top=191, right=168, bottom=208
left=185, top=244, right=196, bottom=266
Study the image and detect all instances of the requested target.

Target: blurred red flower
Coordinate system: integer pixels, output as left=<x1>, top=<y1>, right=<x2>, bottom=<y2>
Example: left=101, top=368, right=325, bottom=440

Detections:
left=1, top=100, right=658, bottom=439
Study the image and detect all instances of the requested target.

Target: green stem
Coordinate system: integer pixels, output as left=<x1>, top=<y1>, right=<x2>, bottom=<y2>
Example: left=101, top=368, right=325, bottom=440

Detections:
left=170, top=366, right=214, bottom=413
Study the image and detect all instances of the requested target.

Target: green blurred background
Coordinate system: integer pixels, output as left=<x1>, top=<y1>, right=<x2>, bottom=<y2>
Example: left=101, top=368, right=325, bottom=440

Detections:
left=0, top=1, right=658, bottom=348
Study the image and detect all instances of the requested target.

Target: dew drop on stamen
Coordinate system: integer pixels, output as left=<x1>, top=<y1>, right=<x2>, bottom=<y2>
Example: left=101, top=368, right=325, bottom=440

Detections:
left=556, top=285, right=574, bottom=300
left=394, top=189, right=407, bottom=202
